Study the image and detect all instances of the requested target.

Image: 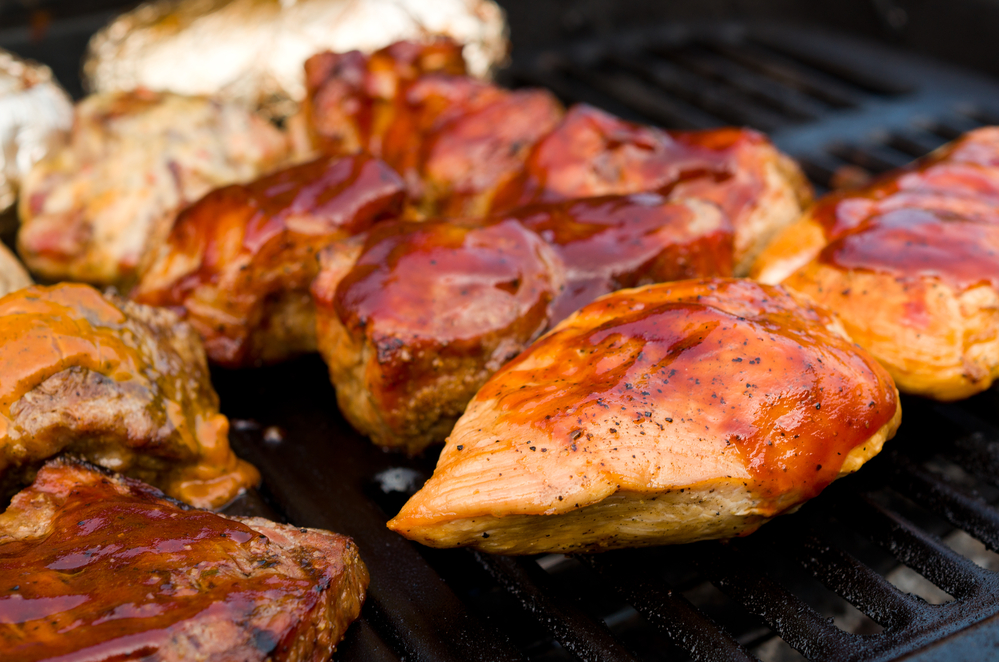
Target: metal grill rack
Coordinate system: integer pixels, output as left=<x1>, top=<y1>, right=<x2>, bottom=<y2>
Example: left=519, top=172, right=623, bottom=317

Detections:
left=6, top=13, right=999, bottom=661
left=217, top=24, right=999, bottom=662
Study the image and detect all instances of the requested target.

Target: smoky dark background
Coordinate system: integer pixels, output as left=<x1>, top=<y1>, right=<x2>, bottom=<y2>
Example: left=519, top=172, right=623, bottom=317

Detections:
left=3, top=0, right=999, bottom=99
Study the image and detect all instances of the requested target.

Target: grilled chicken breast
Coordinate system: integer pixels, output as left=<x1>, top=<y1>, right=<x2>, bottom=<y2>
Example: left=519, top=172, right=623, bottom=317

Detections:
left=18, top=90, right=289, bottom=288
left=132, top=154, right=406, bottom=368
left=0, top=458, right=368, bottom=662
left=491, top=104, right=811, bottom=275
left=752, top=126, right=999, bottom=400
left=388, top=279, right=900, bottom=554
left=312, top=218, right=564, bottom=453
left=0, top=283, right=258, bottom=509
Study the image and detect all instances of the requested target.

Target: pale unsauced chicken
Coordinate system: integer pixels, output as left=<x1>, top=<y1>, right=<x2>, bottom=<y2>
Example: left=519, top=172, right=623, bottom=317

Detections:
left=18, top=90, right=289, bottom=288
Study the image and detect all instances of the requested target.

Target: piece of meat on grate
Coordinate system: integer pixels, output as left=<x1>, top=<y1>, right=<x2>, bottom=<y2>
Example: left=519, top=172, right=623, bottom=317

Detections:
left=0, top=458, right=368, bottom=662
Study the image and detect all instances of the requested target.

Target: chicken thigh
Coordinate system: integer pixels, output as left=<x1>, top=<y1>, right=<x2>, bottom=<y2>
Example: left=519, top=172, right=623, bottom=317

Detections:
left=18, top=90, right=289, bottom=288
left=0, top=458, right=367, bottom=662
left=752, top=126, right=999, bottom=400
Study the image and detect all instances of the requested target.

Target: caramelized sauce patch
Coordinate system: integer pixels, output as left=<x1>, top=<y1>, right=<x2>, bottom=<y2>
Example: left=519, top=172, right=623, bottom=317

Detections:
left=480, top=296, right=896, bottom=502
left=820, top=208, right=999, bottom=291
left=0, top=476, right=310, bottom=662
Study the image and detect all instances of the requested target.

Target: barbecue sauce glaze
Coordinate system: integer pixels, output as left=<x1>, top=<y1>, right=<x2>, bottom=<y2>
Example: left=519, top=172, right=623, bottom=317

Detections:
left=0, top=284, right=257, bottom=507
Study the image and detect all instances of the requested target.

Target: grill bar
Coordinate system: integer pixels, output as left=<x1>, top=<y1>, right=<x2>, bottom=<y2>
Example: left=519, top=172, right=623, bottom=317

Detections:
left=691, top=541, right=858, bottom=660
left=849, top=493, right=988, bottom=599
left=888, top=454, right=999, bottom=553
left=474, top=553, right=641, bottom=662
left=791, top=529, right=922, bottom=632
left=579, top=552, right=759, bottom=662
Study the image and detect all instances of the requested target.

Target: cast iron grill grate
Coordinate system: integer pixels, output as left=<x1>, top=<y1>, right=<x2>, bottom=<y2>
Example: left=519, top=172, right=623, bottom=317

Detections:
left=212, top=24, right=999, bottom=662
left=5, top=14, right=999, bottom=662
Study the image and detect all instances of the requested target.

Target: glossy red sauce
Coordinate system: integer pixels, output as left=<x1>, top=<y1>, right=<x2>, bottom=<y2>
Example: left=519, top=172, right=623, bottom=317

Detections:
left=133, top=154, right=405, bottom=316
left=329, top=218, right=559, bottom=412
left=0, top=466, right=312, bottom=662
left=509, top=194, right=734, bottom=321
left=811, top=141, right=999, bottom=240
left=478, top=281, right=897, bottom=502
left=333, top=218, right=557, bottom=345
left=305, top=39, right=467, bottom=155
left=491, top=104, right=770, bottom=227
left=820, top=208, right=999, bottom=291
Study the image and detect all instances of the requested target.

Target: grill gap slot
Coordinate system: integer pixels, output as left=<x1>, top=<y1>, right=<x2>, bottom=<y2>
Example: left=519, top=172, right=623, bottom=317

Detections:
left=609, top=49, right=786, bottom=131
left=654, top=41, right=826, bottom=123
left=746, top=33, right=914, bottom=97
left=848, top=490, right=984, bottom=600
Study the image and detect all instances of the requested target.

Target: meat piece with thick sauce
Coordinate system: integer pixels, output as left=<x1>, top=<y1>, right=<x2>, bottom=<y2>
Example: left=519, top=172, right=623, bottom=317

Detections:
left=304, top=39, right=563, bottom=217
left=492, top=104, right=811, bottom=275
left=752, top=126, right=999, bottom=400
left=0, top=283, right=258, bottom=509
left=388, top=279, right=900, bottom=553
left=0, top=458, right=368, bottom=662
left=132, top=153, right=406, bottom=368
left=17, top=90, right=289, bottom=288
left=312, top=217, right=564, bottom=454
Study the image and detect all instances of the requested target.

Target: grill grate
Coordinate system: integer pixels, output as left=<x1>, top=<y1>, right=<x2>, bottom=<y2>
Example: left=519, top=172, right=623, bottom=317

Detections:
left=215, top=359, right=999, bottom=662
left=6, top=14, right=999, bottom=662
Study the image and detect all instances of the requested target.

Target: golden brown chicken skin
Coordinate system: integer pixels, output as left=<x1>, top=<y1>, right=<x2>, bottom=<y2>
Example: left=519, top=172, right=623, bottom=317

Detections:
left=388, top=279, right=900, bottom=554
left=510, top=194, right=733, bottom=323
left=18, top=90, right=290, bottom=288
left=132, top=154, right=406, bottom=368
left=491, top=104, right=811, bottom=274
left=312, top=218, right=564, bottom=454
left=0, top=283, right=258, bottom=508
left=0, top=458, right=368, bottom=662
left=753, top=127, right=999, bottom=400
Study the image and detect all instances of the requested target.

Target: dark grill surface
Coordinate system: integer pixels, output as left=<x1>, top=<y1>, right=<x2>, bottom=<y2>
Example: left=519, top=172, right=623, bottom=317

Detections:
left=6, top=15, right=999, bottom=662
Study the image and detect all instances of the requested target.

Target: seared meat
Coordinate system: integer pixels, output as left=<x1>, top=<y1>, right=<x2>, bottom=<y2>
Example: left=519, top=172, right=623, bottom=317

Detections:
left=388, top=279, right=900, bottom=553
left=132, top=154, right=406, bottom=368
left=312, top=218, right=563, bottom=453
left=0, top=458, right=368, bottom=662
left=304, top=40, right=563, bottom=217
left=312, top=194, right=734, bottom=452
left=492, top=104, right=812, bottom=274
left=0, top=283, right=258, bottom=508
left=18, top=90, right=289, bottom=288
left=752, top=127, right=999, bottom=400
